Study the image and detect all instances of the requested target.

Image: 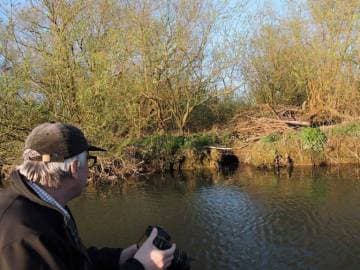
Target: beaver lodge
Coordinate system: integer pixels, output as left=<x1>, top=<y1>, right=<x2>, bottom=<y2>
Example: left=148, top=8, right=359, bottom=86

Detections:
left=227, top=104, right=360, bottom=169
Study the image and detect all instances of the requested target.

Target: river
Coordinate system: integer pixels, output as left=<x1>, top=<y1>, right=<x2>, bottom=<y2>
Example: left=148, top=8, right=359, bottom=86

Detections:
left=69, top=166, right=360, bottom=270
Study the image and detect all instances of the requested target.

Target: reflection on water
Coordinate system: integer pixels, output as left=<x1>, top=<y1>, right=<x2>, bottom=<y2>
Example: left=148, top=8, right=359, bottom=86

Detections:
left=70, top=166, right=360, bottom=270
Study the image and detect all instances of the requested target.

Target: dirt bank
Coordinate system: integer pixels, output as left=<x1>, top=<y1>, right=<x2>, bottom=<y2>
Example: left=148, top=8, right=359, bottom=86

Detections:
left=232, top=122, right=360, bottom=168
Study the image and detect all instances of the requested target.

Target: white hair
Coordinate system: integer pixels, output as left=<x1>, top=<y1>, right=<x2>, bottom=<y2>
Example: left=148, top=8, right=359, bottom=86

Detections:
left=17, top=150, right=87, bottom=188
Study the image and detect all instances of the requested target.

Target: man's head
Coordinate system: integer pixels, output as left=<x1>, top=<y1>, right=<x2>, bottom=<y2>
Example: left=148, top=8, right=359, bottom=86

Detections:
left=17, top=122, right=104, bottom=188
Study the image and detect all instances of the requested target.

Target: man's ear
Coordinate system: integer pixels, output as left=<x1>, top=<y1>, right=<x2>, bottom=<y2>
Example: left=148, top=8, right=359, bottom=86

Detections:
left=70, top=160, right=79, bottom=177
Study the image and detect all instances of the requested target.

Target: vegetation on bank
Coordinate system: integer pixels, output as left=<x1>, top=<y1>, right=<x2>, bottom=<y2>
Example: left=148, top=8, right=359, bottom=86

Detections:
left=89, top=122, right=360, bottom=183
left=87, top=132, right=234, bottom=182
left=0, top=0, right=359, bottom=181
left=237, top=122, right=360, bottom=168
left=122, top=133, right=221, bottom=170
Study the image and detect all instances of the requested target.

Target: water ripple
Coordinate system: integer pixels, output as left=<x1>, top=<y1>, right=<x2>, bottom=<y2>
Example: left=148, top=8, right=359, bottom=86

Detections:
left=71, top=168, right=360, bottom=270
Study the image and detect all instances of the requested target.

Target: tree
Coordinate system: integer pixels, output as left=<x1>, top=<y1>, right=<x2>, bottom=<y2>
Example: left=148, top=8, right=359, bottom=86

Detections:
left=240, top=0, right=360, bottom=119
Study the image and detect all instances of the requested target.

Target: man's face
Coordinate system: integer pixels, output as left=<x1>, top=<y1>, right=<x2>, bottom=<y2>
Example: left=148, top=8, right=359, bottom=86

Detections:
left=70, top=153, right=89, bottom=195
left=78, top=154, right=89, bottom=189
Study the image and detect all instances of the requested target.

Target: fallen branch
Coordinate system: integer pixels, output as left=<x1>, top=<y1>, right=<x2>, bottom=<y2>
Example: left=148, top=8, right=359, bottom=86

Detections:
left=205, top=146, right=232, bottom=150
left=283, top=120, right=311, bottom=127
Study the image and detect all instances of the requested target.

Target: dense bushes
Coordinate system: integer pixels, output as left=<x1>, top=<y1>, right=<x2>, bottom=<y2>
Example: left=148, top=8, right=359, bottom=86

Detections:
left=122, top=133, right=221, bottom=171
left=300, top=128, right=327, bottom=152
left=1, top=0, right=360, bottom=175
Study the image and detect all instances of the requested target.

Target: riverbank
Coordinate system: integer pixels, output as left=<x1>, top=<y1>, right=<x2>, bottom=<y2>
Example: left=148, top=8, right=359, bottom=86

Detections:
left=87, top=121, right=360, bottom=183
left=0, top=132, right=232, bottom=184
left=1, top=122, right=360, bottom=185
left=234, top=122, right=360, bottom=168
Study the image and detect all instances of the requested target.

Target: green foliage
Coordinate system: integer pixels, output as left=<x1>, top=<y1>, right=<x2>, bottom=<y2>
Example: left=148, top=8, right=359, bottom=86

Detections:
left=130, top=133, right=218, bottom=156
left=246, top=21, right=309, bottom=106
left=186, top=98, right=242, bottom=132
left=182, top=134, right=218, bottom=152
left=329, top=122, right=360, bottom=137
left=261, top=133, right=282, bottom=143
left=130, top=135, right=185, bottom=158
left=186, top=105, right=216, bottom=131
left=0, top=73, right=50, bottom=164
left=123, top=133, right=219, bottom=171
left=0, top=0, right=241, bottom=169
left=1, top=0, right=360, bottom=173
left=300, top=128, right=327, bottom=152
left=244, top=1, right=360, bottom=117
left=284, top=130, right=299, bottom=141
left=210, top=98, right=243, bottom=126
left=217, top=131, right=234, bottom=146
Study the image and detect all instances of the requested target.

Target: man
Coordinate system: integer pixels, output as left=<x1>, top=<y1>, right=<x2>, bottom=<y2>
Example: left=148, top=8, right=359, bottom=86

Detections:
left=0, top=122, right=175, bottom=270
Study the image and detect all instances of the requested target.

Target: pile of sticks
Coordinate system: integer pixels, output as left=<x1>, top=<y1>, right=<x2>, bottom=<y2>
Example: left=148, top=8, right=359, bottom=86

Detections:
left=230, top=104, right=309, bottom=143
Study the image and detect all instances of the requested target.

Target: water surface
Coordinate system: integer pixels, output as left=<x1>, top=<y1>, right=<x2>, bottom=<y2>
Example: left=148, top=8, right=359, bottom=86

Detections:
left=70, top=167, right=360, bottom=270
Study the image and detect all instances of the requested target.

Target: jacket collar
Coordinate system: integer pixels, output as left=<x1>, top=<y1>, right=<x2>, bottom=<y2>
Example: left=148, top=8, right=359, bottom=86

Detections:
left=9, top=170, right=92, bottom=262
left=10, top=170, right=67, bottom=215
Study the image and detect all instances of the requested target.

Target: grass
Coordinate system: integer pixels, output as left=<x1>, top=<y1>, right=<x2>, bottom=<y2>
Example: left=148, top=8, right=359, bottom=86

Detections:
left=182, top=134, right=218, bottom=152
left=261, top=132, right=282, bottom=143
left=118, top=122, right=360, bottom=172
left=121, top=133, right=221, bottom=171
left=327, top=122, right=360, bottom=137
left=129, top=133, right=218, bottom=155
left=299, top=127, right=327, bottom=152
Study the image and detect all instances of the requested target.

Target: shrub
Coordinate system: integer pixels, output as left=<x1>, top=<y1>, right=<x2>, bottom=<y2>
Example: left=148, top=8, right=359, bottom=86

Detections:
left=261, top=133, right=282, bottom=143
left=182, top=134, right=218, bottom=152
left=126, top=133, right=219, bottom=159
left=329, top=122, right=360, bottom=137
left=130, top=135, right=185, bottom=157
left=300, top=128, right=327, bottom=152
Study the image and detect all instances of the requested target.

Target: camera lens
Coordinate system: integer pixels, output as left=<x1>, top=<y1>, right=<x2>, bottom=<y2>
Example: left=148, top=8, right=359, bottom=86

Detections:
left=140, top=225, right=192, bottom=270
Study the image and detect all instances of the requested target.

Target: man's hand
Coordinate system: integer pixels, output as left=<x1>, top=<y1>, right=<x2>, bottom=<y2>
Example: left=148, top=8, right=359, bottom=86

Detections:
left=134, top=228, right=176, bottom=270
left=119, top=244, right=138, bottom=265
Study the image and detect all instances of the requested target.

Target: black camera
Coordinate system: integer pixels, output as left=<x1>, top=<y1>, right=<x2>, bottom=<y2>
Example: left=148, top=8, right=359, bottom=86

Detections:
left=138, top=225, right=192, bottom=270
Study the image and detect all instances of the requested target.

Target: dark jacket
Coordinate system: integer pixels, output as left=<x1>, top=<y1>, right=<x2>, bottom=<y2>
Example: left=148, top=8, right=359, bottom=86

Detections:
left=0, top=170, right=144, bottom=270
